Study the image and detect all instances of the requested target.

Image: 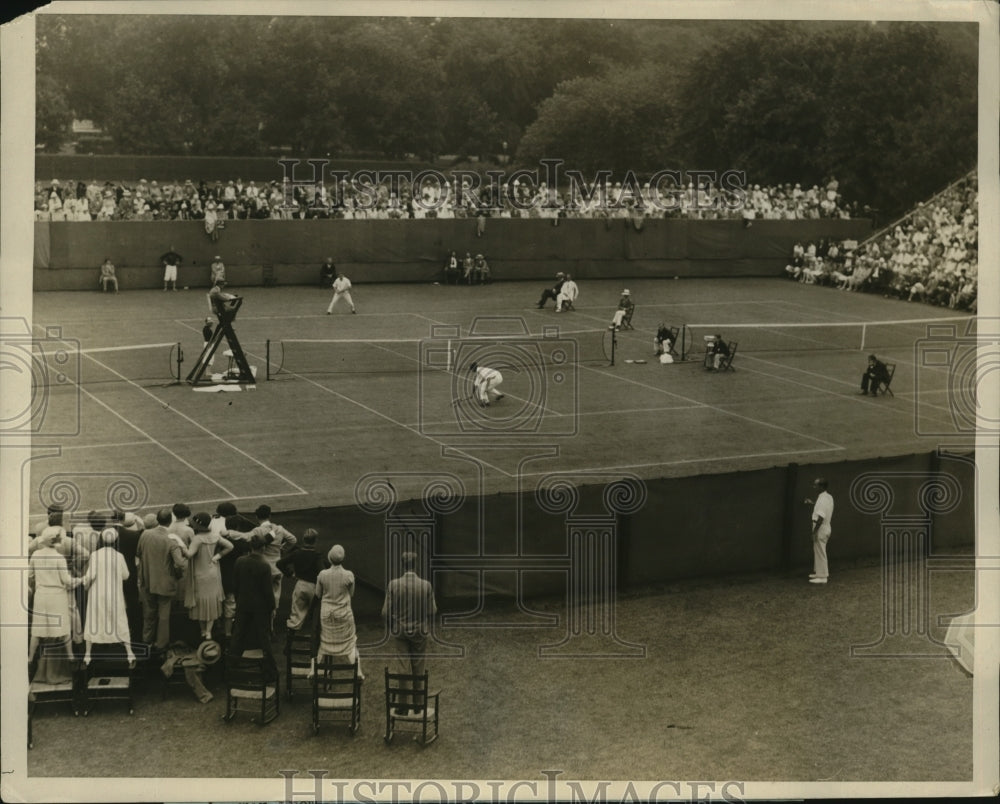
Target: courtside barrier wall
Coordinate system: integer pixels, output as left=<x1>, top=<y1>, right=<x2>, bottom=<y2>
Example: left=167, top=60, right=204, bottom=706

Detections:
left=268, top=450, right=974, bottom=620
left=32, top=218, right=872, bottom=290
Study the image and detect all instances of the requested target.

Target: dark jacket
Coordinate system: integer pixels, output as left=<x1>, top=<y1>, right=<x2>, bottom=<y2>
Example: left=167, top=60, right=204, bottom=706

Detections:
left=233, top=552, right=275, bottom=615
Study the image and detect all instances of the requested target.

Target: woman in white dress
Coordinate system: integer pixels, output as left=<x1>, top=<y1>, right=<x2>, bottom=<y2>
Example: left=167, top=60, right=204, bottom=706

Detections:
left=313, top=544, right=363, bottom=679
left=82, top=528, right=135, bottom=666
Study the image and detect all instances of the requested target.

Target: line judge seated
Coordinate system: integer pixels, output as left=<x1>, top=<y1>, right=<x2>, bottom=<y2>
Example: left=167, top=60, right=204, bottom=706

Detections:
left=860, top=353, right=891, bottom=397
left=704, top=333, right=730, bottom=370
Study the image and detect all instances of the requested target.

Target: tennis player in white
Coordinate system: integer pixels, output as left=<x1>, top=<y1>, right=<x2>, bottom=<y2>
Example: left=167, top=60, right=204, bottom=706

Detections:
left=326, top=272, right=357, bottom=314
left=470, top=362, right=504, bottom=406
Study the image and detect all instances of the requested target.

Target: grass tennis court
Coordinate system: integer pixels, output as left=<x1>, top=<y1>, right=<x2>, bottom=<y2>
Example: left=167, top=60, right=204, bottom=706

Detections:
left=23, top=277, right=977, bottom=784
left=29, top=277, right=973, bottom=518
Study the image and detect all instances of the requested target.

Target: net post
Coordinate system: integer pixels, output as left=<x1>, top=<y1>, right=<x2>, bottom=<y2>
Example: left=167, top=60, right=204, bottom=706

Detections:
left=175, top=342, right=183, bottom=381
left=266, top=340, right=271, bottom=381
left=610, top=327, right=616, bottom=366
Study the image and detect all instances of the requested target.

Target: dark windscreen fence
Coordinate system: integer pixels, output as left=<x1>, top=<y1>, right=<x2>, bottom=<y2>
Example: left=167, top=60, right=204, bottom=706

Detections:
left=684, top=315, right=974, bottom=356
left=266, top=329, right=609, bottom=380
left=32, top=342, right=183, bottom=388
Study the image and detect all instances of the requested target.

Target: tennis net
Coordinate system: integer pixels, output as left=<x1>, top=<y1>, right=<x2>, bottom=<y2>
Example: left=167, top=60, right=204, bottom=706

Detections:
left=266, top=328, right=610, bottom=379
left=31, top=341, right=185, bottom=387
left=680, top=315, right=974, bottom=358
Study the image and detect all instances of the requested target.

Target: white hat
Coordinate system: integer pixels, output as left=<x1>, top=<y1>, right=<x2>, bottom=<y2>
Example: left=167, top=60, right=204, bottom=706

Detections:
left=622, top=289, right=630, bottom=296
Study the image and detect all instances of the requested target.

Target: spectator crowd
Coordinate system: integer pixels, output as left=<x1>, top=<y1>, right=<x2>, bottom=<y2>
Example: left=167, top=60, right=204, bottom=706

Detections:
left=784, top=173, right=977, bottom=312
left=25, top=500, right=386, bottom=703
left=33, top=174, right=856, bottom=222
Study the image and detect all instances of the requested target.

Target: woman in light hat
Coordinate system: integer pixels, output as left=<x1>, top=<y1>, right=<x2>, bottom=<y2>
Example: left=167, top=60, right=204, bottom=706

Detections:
left=81, top=528, right=136, bottom=666
left=313, top=544, right=363, bottom=679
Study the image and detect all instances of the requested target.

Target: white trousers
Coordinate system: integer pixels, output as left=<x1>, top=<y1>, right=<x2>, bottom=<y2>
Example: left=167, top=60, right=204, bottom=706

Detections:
left=812, top=525, right=831, bottom=578
left=327, top=291, right=355, bottom=312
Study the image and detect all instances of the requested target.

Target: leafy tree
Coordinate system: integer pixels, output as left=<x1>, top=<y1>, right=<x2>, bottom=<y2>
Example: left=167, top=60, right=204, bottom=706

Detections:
left=516, top=64, right=679, bottom=175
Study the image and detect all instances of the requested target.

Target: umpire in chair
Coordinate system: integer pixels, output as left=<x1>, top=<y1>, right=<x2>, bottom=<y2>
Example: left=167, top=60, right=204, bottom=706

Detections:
left=860, top=354, right=891, bottom=397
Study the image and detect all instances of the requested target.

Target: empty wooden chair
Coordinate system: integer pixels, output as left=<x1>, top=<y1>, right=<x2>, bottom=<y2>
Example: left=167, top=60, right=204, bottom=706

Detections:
left=384, top=668, right=440, bottom=746
left=223, top=650, right=280, bottom=725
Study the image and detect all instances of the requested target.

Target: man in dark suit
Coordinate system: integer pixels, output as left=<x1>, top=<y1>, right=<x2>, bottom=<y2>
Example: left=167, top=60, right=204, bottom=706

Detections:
left=382, top=551, right=438, bottom=713
left=135, top=508, right=187, bottom=653
left=860, top=353, right=891, bottom=396
left=229, top=533, right=277, bottom=676
left=112, top=510, right=145, bottom=650
left=319, top=257, right=336, bottom=288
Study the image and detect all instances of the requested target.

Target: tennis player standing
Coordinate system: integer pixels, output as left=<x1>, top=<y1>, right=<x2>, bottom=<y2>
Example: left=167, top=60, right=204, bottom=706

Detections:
left=470, top=362, right=504, bottom=406
left=326, top=272, right=357, bottom=315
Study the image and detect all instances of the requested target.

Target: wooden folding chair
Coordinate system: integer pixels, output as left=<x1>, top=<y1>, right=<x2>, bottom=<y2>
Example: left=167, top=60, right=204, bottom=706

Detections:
left=620, top=305, right=635, bottom=330
left=223, top=650, right=280, bottom=725
left=878, top=363, right=896, bottom=397
left=312, top=656, right=362, bottom=736
left=718, top=341, right=738, bottom=371
left=384, top=668, right=441, bottom=746
left=81, top=642, right=134, bottom=717
left=285, top=628, right=314, bottom=701
left=28, top=639, right=83, bottom=748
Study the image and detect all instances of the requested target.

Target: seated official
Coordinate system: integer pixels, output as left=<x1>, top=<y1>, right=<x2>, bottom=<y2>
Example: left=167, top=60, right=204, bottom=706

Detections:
left=208, top=279, right=238, bottom=316
left=555, top=274, right=578, bottom=311
left=654, top=323, right=675, bottom=356
left=319, top=257, right=336, bottom=288
left=860, top=354, right=891, bottom=396
left=609, top=289, right=634, bottom=329
left=705, top=334, right=730, bottom=370
left=99, top=258, right=119, bottom=293
left=473, top=254, right=491, bottom=284
left=444, top=251, right=460, bottom=285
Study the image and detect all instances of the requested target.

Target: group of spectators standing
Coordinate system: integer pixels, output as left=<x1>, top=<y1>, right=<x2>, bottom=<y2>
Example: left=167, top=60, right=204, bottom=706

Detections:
left=34, top=174, right=856, bottom=223
left=783, top=174, right=978, bottom=312
left=26, top=501, right=437, bottom=706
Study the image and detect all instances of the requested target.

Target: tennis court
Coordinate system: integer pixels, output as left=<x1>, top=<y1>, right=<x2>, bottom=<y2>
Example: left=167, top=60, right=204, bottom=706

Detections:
left=27, top=277, right=973, bottom=519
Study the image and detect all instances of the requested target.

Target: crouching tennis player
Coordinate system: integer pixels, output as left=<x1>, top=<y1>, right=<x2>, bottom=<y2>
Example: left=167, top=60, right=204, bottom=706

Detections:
left=470, top=362, right=504, bottom=406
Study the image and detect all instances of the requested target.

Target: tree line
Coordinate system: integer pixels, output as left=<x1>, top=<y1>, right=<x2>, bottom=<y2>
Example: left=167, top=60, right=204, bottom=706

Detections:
left=36, top=16, right=976, bottom=218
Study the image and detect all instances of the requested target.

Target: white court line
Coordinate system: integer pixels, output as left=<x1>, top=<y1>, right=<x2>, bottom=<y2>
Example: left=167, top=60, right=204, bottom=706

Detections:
left=175, top=319, right=519, bottom=479
left=516, top=446, right=846, bottom=476
left=36, top=323, right=308, bottom=499
left=48, top=379, right=237, bottom=498
left=407, top=311, right=453, bottom=327
left=46, top=440, right=153, bottom=452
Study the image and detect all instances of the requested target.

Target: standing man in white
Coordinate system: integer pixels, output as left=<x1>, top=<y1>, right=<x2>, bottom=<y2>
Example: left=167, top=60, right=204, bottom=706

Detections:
left=326, top=272, right=357, bottom=315
left=470, top=362, right=504, bottom=406
left=805, top=478, right=834, bottom=584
